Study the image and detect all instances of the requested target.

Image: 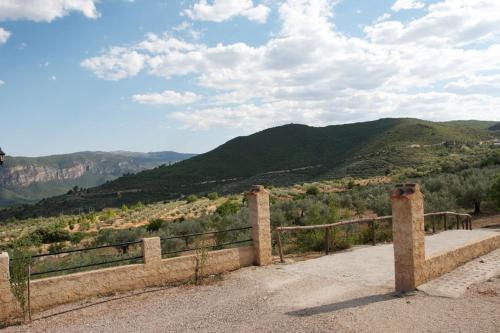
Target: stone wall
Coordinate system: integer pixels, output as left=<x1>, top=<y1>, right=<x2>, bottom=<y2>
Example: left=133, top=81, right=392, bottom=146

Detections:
left=1, top=245, right=254, bottom=324
left=423, top=233, right=500, bottom=282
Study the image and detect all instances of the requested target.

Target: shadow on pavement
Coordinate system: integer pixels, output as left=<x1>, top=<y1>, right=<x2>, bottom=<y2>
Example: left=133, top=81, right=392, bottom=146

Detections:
left=286, top=292, right=397, bottom=317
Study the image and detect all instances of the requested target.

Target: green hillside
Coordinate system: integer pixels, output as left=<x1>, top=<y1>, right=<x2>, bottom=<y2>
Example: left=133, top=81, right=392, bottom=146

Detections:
left=1, top=118, right=498, bottom=221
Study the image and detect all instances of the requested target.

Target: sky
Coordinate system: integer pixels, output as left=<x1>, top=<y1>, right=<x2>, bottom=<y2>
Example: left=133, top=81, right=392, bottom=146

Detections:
left=0, top=0, right=500, bottom=157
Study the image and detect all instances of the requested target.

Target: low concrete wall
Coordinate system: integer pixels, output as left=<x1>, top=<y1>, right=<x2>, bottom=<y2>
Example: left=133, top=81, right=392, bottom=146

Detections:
left=1, top=245, right=254, bottom=324
left=423, top=233, right=500, bottom=284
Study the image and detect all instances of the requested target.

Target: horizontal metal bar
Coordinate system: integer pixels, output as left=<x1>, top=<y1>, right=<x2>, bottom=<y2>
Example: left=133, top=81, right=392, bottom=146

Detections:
left=161, top=239, right=252, bottom=256
left=160, top=226, right=251, bottom=241
left=30, top=256, right=143, bottom=277
left=23, top=240, right=143, bottom=260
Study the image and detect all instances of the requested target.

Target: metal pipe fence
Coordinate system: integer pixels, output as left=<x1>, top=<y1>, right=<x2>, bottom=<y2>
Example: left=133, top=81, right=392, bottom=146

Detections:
left=160, top=226, right=252, bottom=257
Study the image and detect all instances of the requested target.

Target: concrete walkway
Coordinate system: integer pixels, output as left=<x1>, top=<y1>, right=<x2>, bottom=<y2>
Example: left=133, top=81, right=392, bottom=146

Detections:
left=2, top=228, right=499, bottom=333
left=418, top=248, right=500, bottom=298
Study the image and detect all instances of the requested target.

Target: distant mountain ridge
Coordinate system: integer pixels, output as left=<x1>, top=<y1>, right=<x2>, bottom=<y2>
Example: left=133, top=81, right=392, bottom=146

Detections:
left=0, top=151, right=195, bottom=207
left=1, top=118, right=499, bottom=220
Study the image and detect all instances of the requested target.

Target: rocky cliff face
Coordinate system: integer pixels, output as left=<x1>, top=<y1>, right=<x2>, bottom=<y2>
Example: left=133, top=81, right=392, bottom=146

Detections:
left=1, top=163, right=93, bottom=187
left=0, top=151, right=195, bottom=206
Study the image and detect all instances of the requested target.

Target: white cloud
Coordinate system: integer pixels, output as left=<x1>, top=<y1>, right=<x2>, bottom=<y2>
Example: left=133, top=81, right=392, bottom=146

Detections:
left=184, top=0, right=270, bottom=23
left=0, top=27, right=11, bottom=45
left=391, top=0, right=425, bottom=11
left=133, top=90, right=202, bottom=105
left=82, top=0, right=500, bottom=130
left=81, top=47, right=147, bottom=80
left=0, top=0, right=99, bottom=22
left=368, top=0, right=500, bottom=46
left=0, top=80, right=4, bottom=86
left=173, top=21, right=202, bottom=40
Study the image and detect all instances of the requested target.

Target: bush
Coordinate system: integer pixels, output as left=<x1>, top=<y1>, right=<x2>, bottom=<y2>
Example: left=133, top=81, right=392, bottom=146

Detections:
left=30, top=226, right=71, bottom=244
left=70, top=232, right=85, bottom=245
left=186, top=194, right=198, bottom=203
left=306, top=186, right=319, bottom=196
left=146, top=219, right=165, bottom=232
left=48, top=242, right=65, bottom=253
left=216, top=200, right=240, bottom=217
left=207, top=192, right=219, bottom=200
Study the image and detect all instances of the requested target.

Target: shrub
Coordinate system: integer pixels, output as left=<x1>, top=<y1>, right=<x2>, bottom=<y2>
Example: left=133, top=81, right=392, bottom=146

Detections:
left=186, top=194, right=198, bottom=203
left=70, top=232, right=85, bottom=245
left=306, top=186, right=319, bottom=196
left=146, top=219, right=165, bottom=232
left=48, top=242, right=65, bottom=253
left=216, top=200, right=240, bottom=217
left=30, top=226, right=71, bottom=244
left=207, top=192, right=219, bottom=200
left=9, top=245, right=31, bottom=320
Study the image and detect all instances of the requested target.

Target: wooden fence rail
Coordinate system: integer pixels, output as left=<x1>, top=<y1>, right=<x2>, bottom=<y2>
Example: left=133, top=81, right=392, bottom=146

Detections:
left=274, top=211, right=472, bottom=263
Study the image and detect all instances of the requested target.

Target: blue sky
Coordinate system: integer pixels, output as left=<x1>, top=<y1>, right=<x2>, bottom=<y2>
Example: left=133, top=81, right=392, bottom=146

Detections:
left=0, top=0, right=499, bottom=157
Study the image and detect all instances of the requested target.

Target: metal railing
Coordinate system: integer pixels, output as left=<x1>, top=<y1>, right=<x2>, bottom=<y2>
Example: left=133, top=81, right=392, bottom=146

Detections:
left=9, top=240, right=144, bottom=279
left=160, top=226, right=252, bottom=257
left=274, top=211, right=472, bottom=263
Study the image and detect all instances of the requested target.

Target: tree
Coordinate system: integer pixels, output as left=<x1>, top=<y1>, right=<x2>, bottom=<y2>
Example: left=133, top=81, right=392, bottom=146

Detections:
left=455, top=169, right=491, bottom=214
left=491, top=174, right=500, bottom=208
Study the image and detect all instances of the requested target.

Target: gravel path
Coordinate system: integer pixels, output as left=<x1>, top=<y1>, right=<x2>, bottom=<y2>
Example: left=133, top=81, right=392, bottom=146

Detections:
left=2, top=229, right=499, bottom=333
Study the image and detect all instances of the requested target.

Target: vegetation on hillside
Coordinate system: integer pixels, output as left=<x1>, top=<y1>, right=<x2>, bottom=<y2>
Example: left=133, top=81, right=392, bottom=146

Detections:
left=1, top=118, right=499, bottom=220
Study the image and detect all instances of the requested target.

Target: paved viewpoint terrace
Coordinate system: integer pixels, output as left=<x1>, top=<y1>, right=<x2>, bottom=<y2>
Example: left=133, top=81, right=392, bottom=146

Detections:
left=2, top=227, right=499, bottom=333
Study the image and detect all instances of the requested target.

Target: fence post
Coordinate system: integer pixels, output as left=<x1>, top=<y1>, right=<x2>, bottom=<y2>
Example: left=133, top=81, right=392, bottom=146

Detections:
left=391, top=184, right=426, bottom=292
left=142, top=237, right=161, bottom=267
left=0, top=252, right=20, bottom=324
left=325, top=227, right=330, bottom=255
left=276, top=229, right=284, bottom=263
left=247, top=185, right=272, bottom=266
left=371, top=221, right=376, bottom=246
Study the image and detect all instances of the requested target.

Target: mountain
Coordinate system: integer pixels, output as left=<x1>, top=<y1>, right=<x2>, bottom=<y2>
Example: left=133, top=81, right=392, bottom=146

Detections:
left=489, top=123, right=500, bottom=131
left=1, top=118, right=498, bottom=220
left=0, top=151, right=195, bottom=207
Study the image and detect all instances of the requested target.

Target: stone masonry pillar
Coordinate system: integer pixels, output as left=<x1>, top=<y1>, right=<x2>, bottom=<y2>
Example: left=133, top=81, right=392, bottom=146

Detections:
left=247, top=185, right=272, bottom=266
left=142, top=237, right=161, bottom=267
left=0, top=252, right=20, bottom=324
left=391, top=184, right=426, bottom=292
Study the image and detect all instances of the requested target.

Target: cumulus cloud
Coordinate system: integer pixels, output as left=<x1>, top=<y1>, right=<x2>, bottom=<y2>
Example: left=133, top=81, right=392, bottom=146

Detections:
left=184, top=0, right=270, bottom=23
left=81, top=47, right=146, bottom=80
left=82, top=0, right=500, bottom=130
left=0, top=27, right=11, bottom=45
left=368, top=0, right=500, bottom=46
left=0, top=0, right=99, bottom=22
left=391, top=0, right=425, bottom=11
left=133, top=90, right=202, bottom=105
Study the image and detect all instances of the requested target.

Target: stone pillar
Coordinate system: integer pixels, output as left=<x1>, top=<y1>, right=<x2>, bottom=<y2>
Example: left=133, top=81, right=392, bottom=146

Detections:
left=247, top=185, right=272, bottom=266
left=0, top=252, right=19, bottom=324
left=391, top=184, right=426, bottom=292
left=142, top=237, right=161, bottom=267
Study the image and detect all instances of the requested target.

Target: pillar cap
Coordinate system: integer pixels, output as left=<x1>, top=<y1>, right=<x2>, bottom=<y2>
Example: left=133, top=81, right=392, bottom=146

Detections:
left=391, top=183, right=422, bottom=199
left=248, top=185, right=269, bottom=195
